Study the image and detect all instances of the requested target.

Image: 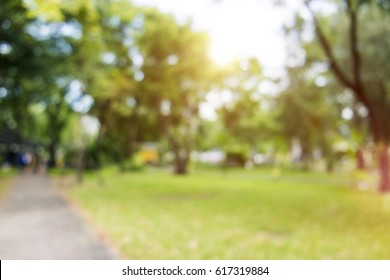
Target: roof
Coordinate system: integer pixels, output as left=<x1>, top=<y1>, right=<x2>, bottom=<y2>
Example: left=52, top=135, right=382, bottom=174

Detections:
left=0, top=128, right=23, bottom=144
left=0, top=128, right=42, bottom=150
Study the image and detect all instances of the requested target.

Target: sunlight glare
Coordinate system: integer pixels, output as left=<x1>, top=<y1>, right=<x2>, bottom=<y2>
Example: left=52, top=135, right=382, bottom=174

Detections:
left=209, top=39, right=237, bottom=66
left=205, top=0, right=287, bottom=69
left=133, top=0, right=293, bottom=72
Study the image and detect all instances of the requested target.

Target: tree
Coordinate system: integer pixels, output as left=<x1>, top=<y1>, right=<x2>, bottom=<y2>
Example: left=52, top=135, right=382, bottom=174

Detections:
left=1, top=0, right=80, bottom=168
left=214, top=58, right=274, bottom=166
left=302, top=0, right=390, bottom=191
left=135, top=9, right=212, bottom=174
left=277, top=64, right=342, bottom=171
left=67, top=1, right=165, bottom=170
left=276, top=14, right=355, bottom=171
left=88, top=1, right=138, bottom=165
left=0, top=0, right=46, bottom=133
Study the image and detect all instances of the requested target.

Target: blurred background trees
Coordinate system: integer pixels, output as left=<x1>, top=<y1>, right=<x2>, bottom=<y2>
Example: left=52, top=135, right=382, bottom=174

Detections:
left=300, top=0, right=390, bottom=191
left=1, top=0, right=389, bottom=191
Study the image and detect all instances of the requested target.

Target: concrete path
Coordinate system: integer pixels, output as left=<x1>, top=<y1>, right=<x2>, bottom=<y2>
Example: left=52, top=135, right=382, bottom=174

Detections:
left=0, top=174, right=119, bottom=259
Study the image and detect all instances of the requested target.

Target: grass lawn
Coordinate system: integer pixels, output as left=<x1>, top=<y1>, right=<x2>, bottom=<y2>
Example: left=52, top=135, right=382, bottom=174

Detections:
left=0, top=168, right=17, bottom=199
left=68, top=167, right=390, bottom=259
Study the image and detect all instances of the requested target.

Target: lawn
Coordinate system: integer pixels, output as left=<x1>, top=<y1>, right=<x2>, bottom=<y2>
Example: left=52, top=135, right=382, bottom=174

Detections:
left=0, top=168, right=16, bottom=199
left=68, top=167, right=390, bottom=259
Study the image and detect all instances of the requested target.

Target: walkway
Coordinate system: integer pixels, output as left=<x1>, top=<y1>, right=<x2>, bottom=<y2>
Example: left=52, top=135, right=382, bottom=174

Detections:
left=0, top=174, right=118, bottom=259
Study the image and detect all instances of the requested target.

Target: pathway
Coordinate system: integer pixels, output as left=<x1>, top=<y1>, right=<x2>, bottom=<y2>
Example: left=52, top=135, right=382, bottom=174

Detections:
left=0, top=174, right=118, bottom=259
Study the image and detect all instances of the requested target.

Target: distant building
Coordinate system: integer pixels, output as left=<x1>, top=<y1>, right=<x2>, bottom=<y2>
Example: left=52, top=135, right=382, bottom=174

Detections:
left=192, top=149, right=225, bottom=164
left=139, top=142, right=159, bottom=164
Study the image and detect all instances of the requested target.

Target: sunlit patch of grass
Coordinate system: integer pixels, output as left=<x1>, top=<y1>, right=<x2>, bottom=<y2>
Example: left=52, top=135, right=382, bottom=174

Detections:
left=68, top=167, right=390, bottom=259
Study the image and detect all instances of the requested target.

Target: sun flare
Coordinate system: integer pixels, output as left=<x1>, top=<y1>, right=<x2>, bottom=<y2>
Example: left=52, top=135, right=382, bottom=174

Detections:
left=209, top=39, right=238, bottom=66
left=205, top=0, right=286, bottom=69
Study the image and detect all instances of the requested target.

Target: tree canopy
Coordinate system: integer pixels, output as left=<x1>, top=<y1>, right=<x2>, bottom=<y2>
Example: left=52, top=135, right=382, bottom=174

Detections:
left=1, top=0, right=389, bottom=191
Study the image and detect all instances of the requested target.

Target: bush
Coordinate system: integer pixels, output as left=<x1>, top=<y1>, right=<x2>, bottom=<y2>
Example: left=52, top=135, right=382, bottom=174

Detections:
left=123, top=154, right=145, bottom=171
left=224, top=151, right=248, bottom=167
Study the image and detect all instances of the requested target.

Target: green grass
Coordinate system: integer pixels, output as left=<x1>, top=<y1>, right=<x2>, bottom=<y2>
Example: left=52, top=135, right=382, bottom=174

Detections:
left=0, top=168, right=17, bottom=199
left=68, top=167, right=390, bottom=259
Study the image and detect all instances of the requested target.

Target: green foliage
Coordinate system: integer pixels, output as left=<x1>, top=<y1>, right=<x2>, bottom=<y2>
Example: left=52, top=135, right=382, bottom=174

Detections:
left=7, top=0, right=389, bottom=175
left=212, top=57, right=278, bottom=163
left=0, top=0, right=43, bottom=131
left=306, top=0, right=390, bottom=143
left=0, top=0, right=279, bottom=173
left=276, top=65, right=340, bottom=164
left=279, top=1, right=390, bottom=169
left=122, top=154, right=145, bottom=171
left=0, top=0, right=90, bottom=167
left=134, top=8, right=213, bottom=174
left=24, top=0, right=99, bottom=22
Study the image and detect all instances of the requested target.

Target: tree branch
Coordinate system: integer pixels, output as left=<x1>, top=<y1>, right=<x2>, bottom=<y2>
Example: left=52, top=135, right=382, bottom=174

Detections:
left=304, top=0, right=372, bottom=108
left=304, top=1, right=355, bottom=90
left=346, top=0, right=363, bottom=90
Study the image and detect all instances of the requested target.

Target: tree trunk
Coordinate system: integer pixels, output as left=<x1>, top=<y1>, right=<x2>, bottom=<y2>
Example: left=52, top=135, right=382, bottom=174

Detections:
left=169, top=132, right=191, bottom=175
left=76, top=146, right=85, bottom=184
left=378, top=145, right=390, bottom=193
left=325, top=157, right=335, bottom=173
left=47, top=143, right=56, bottom=168
left=174, top=156, right=188, bottom=175
left=356, top=147, right=366, bottom=170
left=300, top=145, right=311, bottom=171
